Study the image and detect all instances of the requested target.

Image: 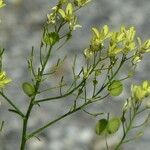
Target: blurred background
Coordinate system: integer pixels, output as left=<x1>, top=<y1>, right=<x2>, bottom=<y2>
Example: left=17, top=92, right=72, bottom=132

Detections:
left=0, top=0, right=150, bottom=149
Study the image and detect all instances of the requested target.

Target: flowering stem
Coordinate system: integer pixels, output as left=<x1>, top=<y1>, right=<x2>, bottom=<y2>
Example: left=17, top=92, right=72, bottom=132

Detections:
left=25, top=53, right=126, bottom=142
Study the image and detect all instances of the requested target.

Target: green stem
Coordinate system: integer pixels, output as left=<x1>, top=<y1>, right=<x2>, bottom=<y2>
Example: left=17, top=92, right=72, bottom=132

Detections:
left=115, top=110, right=136, bottom=150
left=35, top=79, right=86, bottom=103
left=27, top=101, right=91, bottom=139
left=20, top=100, right=34, bottom=150
left=20, top=46, right=52, bottom=150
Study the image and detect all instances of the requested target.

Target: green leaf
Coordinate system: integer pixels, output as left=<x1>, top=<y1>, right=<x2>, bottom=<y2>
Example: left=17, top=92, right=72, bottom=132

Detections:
left=107, top=117, right=121, bottom=134
left=22, top=82, right=35, bottom=97
left=43, top=32, right=59, bottom=45
left=108, top=80, right=123, bottom=96
left=95, top=119, right=108, bottom=135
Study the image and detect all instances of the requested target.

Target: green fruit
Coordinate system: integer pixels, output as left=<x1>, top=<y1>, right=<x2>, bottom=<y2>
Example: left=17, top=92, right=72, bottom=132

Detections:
left=22, top=82, right=35, bottom=97
left=108, top=80, right=123, bottom=96
left=95, top=119, right=108, bottom=135
left=107, top=117, right=121, bottom=134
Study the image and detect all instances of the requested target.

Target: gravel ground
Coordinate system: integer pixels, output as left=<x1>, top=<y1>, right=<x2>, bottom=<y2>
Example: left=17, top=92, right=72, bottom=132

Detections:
left=0, top=0, right=150, bottom=150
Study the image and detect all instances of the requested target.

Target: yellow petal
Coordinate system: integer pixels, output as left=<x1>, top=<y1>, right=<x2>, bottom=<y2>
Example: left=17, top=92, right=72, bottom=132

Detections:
left=66, top=3, right=73, bottom=15
left=103, top=25, right=109, bottom=36
left=58, top=9, right=66, bottom=18
left=92, top=27, right=100, bottom=38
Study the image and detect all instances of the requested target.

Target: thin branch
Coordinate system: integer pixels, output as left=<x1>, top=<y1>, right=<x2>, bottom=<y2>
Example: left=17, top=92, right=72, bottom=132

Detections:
left=27, top=94, right=109, bottom=139
left=0, top=92, right=24, bottom=117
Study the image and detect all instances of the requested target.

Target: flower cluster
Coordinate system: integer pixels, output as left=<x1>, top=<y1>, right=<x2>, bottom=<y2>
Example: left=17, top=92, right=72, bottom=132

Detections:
left=131, top=80, right=150, bottom=101
left=84, top=25, right=150, bottom=60
left=47, top=0, right=91, bottom=32
left=84, top=25, right=111, bottom=58
left=47, top=1, right=80, bottom=31
left=91, top=25, right=111, bottom=51
left=109, top=26, right=136, bottom=56
left=123, top=81, right=150, bottom=112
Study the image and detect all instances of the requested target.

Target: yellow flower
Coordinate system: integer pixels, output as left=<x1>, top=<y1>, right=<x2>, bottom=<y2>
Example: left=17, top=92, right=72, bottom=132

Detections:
left=108, top=26, right=136, bottom=56
left=108, top=43, right=122, bottom=57
left=0, top=0, right=5, bottom=8
left=111, top=31, right=124, bottom=43
left=58, top=3, right=81, bottom=30
left=58, top=3, right=74, bottom=21
left=108, top=30, right=125, bottom=56
left=141, top=39, right=150, bottom=53
left=0, top=71, right=11, bottom=88
left=121, top=26, right=136, bottom=42
left=122, top=27, right=136, bottom=52
left=132, top=55, right=142, bottom=64
left=132, top=85, right=146, bottom=100
left=131, top=80, right=150, bottom=101
left=91, top=25, right=111, bottom=51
